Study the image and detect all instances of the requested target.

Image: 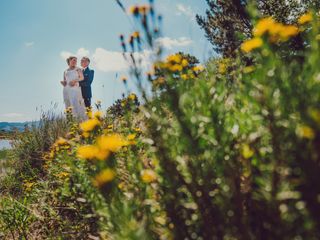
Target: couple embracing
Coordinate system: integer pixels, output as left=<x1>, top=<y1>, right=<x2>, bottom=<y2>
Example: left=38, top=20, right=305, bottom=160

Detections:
left=61, top=56, right=94, bottom=119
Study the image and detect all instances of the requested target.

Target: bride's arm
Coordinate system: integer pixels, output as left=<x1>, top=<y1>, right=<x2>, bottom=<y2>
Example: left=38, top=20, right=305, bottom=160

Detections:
left=76, top=69, right=84, bottom=81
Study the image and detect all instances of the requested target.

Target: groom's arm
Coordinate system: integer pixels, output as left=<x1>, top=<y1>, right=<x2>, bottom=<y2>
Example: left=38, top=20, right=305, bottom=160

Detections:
left=80, top=70, right=94, bottom=87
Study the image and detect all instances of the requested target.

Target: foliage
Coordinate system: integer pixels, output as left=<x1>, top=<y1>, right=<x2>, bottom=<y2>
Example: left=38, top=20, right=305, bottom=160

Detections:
left=196, top=0, right=320, bottom=56
left=1, top=2, right=320, bottom=240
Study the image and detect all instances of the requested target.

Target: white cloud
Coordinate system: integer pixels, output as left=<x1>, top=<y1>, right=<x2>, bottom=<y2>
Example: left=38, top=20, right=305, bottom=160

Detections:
left=156, top=37, right=193, bottom=49
left=60, top=37, right=192, bottom=73
left=25, top=42, right=34, bottom=47
left=92, top=48, right=128, bottom=72
left=60, top=47, right=153, bottom=73
left=2, top=113, right=25, bottom=118
left=176, top=4, right=195, bottom=20
left=77, top=48, right=90, bottom=57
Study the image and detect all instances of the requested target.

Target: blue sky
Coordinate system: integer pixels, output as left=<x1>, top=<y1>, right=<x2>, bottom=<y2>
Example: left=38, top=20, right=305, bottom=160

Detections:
left=0, top=0, right=212, bottom=122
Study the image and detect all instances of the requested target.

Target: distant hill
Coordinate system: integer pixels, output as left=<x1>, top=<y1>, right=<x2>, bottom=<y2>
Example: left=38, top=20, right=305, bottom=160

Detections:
left=0, top=122, right=35, bottom=132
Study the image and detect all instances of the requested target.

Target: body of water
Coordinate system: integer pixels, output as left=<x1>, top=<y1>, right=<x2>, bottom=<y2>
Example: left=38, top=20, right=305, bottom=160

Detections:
left=0, top=140, right=12, bottom=150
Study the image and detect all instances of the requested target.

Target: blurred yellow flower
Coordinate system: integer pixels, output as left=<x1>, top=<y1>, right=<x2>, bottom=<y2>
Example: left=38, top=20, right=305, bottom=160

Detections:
left=181, top=59, right=189, bottom=67
left=218, top=63, right=227, bottom=74
left=181, top=74, right=188, bottom=80
left=167, top=54, right=182, bottom=63
left=141, top=169, right=157, bottom=183
left=80, top=118, right=101, bottom=132
left=55, top=137, right=68, bottom=146
left=241, top=144, right=254, bottom=159
left=77, top=145, right=100, bottom=160
left=309, top=108, right=320, bottom=124
left=298, top=12, right=313, bottom=25
left=82, top=132, right=90, bottom=138
left=93, top=169, right=116, bottom=187
left=243, top=66, right=255, bottom=74
left=127, top=134, right=136, bottom=141
left=297, top=125, right=315, bottom=140
left=94, top=111, right=103, bottom=119
left=169, top=64, right=183, bottom=72
left=193, top=65, right=205, bottom=72
left=253, top=17, right=275, bottom=37
left=128, top=93, right=137, bottom=101
left=278, top=25, right=299, bottom=40
left=241, top=38, right=263, bottom=53
left=97, top=134, right=129, bottom=152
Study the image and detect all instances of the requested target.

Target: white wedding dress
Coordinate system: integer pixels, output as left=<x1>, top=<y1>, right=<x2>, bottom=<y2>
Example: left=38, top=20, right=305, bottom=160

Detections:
left=63, top=68, right=86, bottom=119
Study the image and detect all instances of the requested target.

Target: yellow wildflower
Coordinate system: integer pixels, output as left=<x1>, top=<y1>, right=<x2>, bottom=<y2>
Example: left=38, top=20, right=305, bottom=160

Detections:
left=82, top=132, right=90, bottom=138
left=94, top=111, right=103, bottom=119
left=55, top=137, right=68, bottom=146
left=241, top=38, right=263, bottom=53
left=55, top=172, right=70, bottom=179
left=97, top=134, right=129, bottom=152
left=80, top=118, right=101, bottom=132
left=181, top=59, right=189, bottom=67
left=253, top=17, right=275, bottom=37
left=77, top=145, right=100, bottom=160
left=297, top=125, right=315, bottom=139
left=241, top=144, right=254, bottom=159
left=168, top=64, right=183, bottom=72
left=93, top=169, right=116, bottom=187
left=298, top=12, right=313, bottom=25
left=181, top=74, right=188, bottom=80
left=193, top=65, right=205, bottom=72
left=218, top=63, right=227, bottom=74
left=243, top=66, right=255, bottom=74
left=309, top=108, right=320, bottom=125
left=167, top=54, right=182, bottom=63
left=128, top=93, right=137, bottom=101
left=141, top=169, right=157, bottom=183
left=127, top=134, right=136, bottom=141
left=278, top=25, right=299, bottom=41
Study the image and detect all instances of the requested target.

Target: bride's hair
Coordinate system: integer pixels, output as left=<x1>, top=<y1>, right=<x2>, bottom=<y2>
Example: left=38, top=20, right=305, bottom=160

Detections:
left=66, top=56, right=77, bottom=65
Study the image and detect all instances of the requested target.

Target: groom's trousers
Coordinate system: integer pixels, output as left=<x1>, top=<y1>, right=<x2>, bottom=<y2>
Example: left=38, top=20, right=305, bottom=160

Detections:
left=83, top=98, right=91, bottom=108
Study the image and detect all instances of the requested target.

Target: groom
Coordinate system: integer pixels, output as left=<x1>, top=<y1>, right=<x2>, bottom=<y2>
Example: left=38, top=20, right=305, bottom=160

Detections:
left=80, top=57, right=94, bottom=108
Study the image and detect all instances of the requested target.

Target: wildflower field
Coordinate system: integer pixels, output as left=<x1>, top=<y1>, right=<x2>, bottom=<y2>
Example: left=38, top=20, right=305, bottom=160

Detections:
left=1, top=1, right=320, bottom=239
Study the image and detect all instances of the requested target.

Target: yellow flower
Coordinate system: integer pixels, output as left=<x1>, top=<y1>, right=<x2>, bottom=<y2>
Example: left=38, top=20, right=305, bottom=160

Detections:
left=193, top=65, right=205, bottom=72
left=253, top=17, right=275, bottom=37
left=168, top=64, right=183, bottom=72
left=94, top=111, right=103, bottom=119
left=128, top=93, right=137, bottom=101
left=218, top=63, right=227, bottom=74
left=55, top=172, right=70, bottom=179
left=167, top=54, right=182, bottom=63
left=127, top=133, right=136, bottom=141
left=309, top=108, right=320, bottom=125
left=55, top=137, right=68, bottom=146
left=80, top=118, right=101, bottom=132
left=181, top=74, right=188, bottom=80
left=278, top=25, right=299, bottom=41
left=77, top=145, right=100, bottom=160
left=181, top=59, right=189, bottom=67
left=82, top=132, right=90, bottom=138
left=241, top=144, right=254, bottom=159
left=141, top=169, right=157, bottom=183
left=97, top=134, right=129, bottom=152
left=93, top=169, right=116, bottom=187
left=297, top=125, right=315, bottom=140
left=241, top=38, right=263, bottom=53
left=298, top=12, right=313, bottom=25
left=243, top=66, right=255, bottom=74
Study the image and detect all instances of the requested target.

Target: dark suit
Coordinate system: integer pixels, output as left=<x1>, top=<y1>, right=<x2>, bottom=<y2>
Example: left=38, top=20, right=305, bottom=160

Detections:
left=80, top=67, right=94, bottom=108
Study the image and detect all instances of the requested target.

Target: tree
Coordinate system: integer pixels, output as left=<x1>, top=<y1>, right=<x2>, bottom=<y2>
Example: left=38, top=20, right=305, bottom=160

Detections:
left=196, top=0, right=320, bottom=57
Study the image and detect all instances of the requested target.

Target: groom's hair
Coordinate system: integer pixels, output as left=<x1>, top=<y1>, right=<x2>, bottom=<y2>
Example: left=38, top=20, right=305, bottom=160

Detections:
left=82, top=57, right=90, bottom=63
left=66, top=56, right=77, bottom=65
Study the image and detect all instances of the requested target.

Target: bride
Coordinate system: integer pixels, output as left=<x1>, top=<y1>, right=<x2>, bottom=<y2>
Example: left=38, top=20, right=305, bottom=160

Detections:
left=60, top=56, right=86, bottom=119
